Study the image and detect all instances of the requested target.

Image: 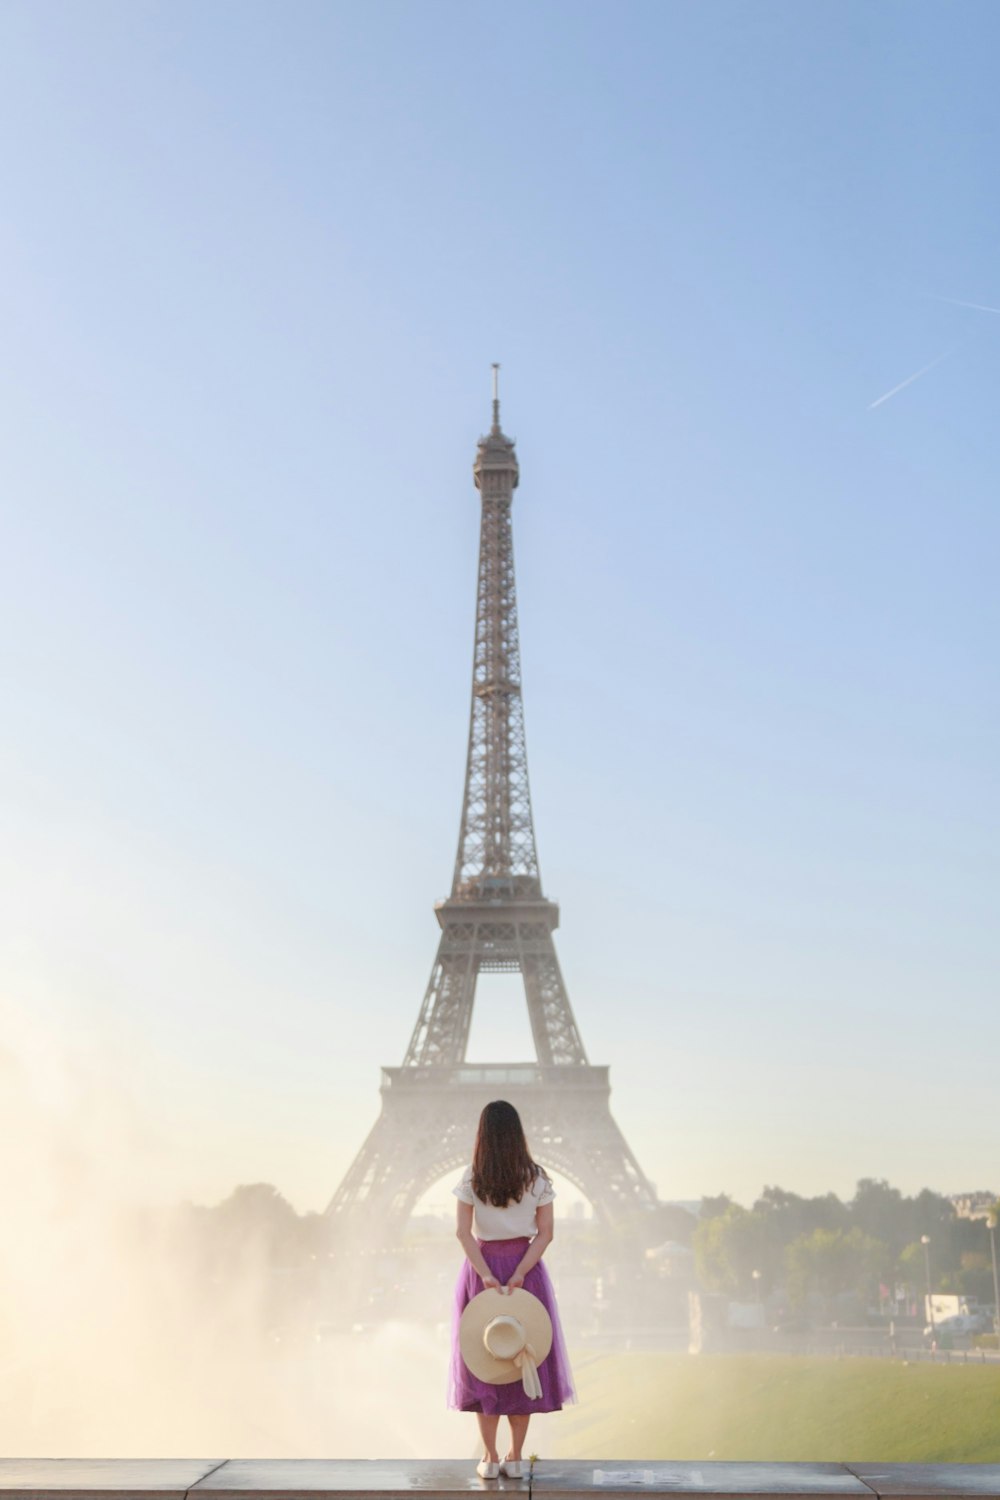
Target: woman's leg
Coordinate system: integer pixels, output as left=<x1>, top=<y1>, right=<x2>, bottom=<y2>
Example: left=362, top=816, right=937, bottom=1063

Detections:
left=507, top=1414, right=530, bottom=1460
left=476, top=1413, right=500, bottom=1462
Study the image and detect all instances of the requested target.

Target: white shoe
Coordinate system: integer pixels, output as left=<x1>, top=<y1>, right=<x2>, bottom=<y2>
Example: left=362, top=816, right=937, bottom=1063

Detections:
left=477, top=1460, right=500, bottom=1480
left=500, top=1460, right=524, bottom=1479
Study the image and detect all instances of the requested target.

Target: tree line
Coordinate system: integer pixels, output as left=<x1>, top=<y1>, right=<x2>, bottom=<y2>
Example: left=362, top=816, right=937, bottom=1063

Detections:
left=692, top=1179, right=999, bottom=1316
left=150, top=1176, right=1000, bottom=1324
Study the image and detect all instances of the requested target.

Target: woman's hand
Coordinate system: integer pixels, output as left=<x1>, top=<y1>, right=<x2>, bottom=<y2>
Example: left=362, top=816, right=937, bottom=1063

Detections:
left=482, top=1274, right=500, bottom=1290
left=507, top=1273, right=525, bottom=1291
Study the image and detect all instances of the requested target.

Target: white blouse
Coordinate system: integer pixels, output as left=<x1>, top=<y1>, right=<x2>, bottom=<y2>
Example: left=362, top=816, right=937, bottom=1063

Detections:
left=452, top=1164, right=556, bottom=1241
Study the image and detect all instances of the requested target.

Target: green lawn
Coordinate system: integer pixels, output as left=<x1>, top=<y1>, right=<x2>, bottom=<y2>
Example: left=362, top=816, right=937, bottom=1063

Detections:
left=552, top=1353, right=1000, bottom=1462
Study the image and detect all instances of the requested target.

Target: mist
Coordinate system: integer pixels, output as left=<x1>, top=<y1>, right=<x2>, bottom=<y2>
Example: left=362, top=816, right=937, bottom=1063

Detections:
left=6, top=999, right=1000, bottom=1467
left=0, top=1008, right=577, bottom=1459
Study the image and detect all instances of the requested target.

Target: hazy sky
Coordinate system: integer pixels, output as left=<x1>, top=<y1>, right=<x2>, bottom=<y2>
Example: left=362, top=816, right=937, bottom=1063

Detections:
left=1, top=1, right=997, bottom=1215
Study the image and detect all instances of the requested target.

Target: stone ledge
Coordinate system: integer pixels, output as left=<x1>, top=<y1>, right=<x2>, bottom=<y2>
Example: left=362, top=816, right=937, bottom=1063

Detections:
left=0, top=1461, right=226, bottom=1500
left=0, top=1462, right=998, bottom=1500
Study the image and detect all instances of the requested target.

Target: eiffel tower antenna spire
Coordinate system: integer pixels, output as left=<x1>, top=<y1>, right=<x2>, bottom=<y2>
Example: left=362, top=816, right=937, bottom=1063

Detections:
left=325, top=378, right=659, bottom=1242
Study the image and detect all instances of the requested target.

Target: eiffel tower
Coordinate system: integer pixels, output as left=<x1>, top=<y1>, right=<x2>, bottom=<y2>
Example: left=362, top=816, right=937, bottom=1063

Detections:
left=325, top=371, right=659, bottom=1242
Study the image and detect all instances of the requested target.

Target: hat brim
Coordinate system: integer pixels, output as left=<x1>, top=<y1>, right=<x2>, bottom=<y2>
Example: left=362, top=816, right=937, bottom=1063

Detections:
left=459, top=1287, right=553, bottom=1386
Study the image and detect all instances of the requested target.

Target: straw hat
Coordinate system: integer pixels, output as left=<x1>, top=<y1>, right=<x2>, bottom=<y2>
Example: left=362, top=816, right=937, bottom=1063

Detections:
left=459, top=1287, right=553, bottom=1400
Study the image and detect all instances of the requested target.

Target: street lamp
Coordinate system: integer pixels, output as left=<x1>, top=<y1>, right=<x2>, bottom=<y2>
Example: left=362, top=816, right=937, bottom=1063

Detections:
left=921, top=1234, right=935, bottom=1338
left=988, top=1211, right=1000, bottom=1345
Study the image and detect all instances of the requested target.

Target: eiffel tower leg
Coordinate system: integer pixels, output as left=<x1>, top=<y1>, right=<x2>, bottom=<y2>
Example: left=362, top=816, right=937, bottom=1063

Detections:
left=325, top=1082, right=476, bottom=1245
left=520, top=927, right=587, bottom=1066
left=401, top=934, right=478, bottom=1067
left=517, top=1082, right=658, bottom=1229
left=559, top=1105, right=656, bottom=1229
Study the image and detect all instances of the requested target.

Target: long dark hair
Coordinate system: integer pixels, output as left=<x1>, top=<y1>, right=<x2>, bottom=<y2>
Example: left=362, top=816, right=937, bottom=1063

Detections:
left=471, top=1100, right=548, bottom=1207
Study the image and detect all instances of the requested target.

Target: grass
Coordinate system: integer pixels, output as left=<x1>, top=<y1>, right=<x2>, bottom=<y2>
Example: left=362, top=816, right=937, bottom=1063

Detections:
left=552, top=1353, right=1000, bottom=1462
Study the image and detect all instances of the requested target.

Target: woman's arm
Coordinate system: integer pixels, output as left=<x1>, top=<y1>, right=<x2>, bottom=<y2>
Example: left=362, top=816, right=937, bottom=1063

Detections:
left=508, top=1202, right=553, bottom=1289
left=455, top=1200, right=499, bottom=1287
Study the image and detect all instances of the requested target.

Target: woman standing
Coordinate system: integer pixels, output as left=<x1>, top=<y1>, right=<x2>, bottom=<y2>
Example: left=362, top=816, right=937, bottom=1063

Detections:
left=448, top=1100, right=575, bottom=1478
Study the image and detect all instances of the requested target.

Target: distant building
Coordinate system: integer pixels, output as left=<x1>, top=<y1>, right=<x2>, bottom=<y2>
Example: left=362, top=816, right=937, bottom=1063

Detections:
left=950, top=1191, right=997, bottom=1221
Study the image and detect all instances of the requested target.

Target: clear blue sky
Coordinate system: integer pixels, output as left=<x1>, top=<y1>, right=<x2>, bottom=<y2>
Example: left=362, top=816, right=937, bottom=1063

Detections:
left=1, top=1, right=997, bottom=1212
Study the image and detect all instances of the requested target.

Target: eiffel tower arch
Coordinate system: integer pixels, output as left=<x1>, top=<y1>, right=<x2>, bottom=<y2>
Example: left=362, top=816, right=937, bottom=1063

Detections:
left=325, top=371, right=659, bottom=1243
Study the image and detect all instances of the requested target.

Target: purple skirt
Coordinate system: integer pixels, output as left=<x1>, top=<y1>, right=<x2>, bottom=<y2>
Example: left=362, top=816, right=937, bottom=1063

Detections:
left=448, top=1237, right=576, bottom=1415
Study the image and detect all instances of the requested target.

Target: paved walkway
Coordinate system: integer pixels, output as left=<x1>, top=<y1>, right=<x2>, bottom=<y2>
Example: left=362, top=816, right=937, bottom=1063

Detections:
left=1, top=1460, right=1000, bottom=1500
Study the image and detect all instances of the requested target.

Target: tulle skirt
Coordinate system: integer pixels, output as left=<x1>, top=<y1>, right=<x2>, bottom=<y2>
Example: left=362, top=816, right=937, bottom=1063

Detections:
left=447, top=1237, right=576, bottom=1414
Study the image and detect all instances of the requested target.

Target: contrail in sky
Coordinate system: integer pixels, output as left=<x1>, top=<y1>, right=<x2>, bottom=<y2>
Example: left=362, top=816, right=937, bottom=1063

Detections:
left=927, top=293, right=1000, bottom=315
left=868, top=348, right=957, bottom=410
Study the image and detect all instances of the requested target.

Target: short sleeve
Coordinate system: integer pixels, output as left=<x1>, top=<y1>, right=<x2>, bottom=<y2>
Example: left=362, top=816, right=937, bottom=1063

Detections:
left=534, top=1172, right=555, bottom=1206
left=452, top=1165, right=475, bottom=1205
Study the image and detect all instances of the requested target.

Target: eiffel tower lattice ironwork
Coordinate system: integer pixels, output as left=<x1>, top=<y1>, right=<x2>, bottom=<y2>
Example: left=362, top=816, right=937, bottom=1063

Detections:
left=325, top=371, right=659, bottom=1240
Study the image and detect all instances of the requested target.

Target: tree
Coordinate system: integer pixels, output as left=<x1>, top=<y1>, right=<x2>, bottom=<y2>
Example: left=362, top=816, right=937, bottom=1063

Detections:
left=785, top=1226, right=887, bottom=1315
left=952, top=1252, right=994, bottom=1303
left=645, top=1202, right=698, bottom=1248
left=200, top=1183, right=302, bottom=1270
left=753, top=1186, right=849, bottom=1261
left=693, top=1204, right=768, bottom=1297
left=850, top=1179, right=904, bottom=1258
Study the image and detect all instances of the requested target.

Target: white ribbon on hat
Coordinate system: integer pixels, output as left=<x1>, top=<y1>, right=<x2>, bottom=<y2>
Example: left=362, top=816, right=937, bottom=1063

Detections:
left=513, top=1344, right=542, bottom=1400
